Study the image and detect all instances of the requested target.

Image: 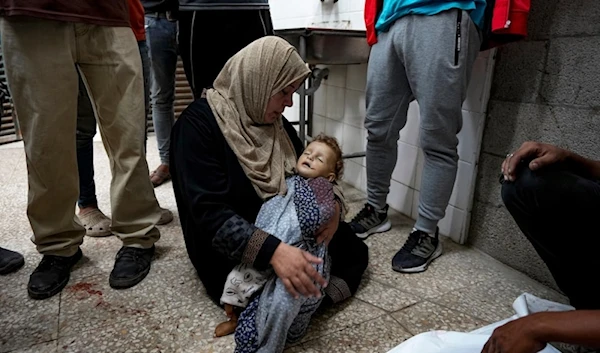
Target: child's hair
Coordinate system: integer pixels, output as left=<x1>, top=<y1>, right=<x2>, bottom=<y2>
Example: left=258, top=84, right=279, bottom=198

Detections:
left=311, top=134, right=343, bottom=180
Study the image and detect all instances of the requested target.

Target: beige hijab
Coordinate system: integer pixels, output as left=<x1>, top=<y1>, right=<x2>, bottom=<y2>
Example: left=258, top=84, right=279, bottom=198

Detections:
left=207, top=36, right=311, bottom=200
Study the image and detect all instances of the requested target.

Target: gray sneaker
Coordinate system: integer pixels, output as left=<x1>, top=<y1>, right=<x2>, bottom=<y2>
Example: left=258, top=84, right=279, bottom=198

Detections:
left=349, top=203, right=392, bottom=239
left=392, top=228, right=442, bottom=273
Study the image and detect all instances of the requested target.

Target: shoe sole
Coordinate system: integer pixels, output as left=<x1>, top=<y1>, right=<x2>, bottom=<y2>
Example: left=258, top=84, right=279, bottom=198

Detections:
left=356, top=219, right=392, bottom=239
left=109, top=265, right=151, bottom=289
left=86, top=230, right=113, bottom=237
left=28, top=250, right=82, bottom=300
left=157, top=214, right=174, bottom=226
left=0, top=257, right=25, bottom=275
left=392, top=243, right=443, bottom=274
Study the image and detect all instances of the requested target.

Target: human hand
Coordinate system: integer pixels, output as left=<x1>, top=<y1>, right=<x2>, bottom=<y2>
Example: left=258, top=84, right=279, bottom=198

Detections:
left=316, top=202, right=340, bottom=246
left=481, top=315, right=546, bottom=353
left=270, top=242, right=327, bottom=299
left=502, top=141, right=569, bottom=182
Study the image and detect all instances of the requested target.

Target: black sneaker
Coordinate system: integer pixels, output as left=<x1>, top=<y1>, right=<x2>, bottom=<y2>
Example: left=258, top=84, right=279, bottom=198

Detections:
left=349, top=203, right=392, bottom=239
left=28, top=248, right=82, bottom=300
left=109, top=246, right=155, bottom=289
left=0, top=246, right=25, bottom=275
left=392, top=228, right=442, bottom=273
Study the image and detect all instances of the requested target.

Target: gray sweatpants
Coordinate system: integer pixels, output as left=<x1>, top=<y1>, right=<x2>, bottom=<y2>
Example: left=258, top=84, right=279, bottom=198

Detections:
left=365, top=9, right=481, bottom=234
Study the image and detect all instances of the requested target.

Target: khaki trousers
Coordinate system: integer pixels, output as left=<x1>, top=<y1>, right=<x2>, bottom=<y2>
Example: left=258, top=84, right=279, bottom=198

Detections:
left=1, top=17, right=161, bottom=256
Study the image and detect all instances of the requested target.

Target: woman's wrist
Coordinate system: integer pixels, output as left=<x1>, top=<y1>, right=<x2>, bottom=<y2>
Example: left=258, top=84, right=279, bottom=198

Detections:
left=253, top=232, right=281, bottom=270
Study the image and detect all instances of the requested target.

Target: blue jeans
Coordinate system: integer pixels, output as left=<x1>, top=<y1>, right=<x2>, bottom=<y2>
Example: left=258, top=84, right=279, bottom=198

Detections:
left=145, top=15, right=177, bottom=166
left=76, top=40, right=151, bottom=208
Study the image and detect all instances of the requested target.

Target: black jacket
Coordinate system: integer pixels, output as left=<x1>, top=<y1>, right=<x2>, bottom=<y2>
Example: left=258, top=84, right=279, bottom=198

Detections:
left=141, top=0, right=178, bottom=13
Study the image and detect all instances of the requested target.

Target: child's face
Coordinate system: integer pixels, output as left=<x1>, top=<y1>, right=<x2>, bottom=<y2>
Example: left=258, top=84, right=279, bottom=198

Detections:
left=296, top=141, right=336, bottom=181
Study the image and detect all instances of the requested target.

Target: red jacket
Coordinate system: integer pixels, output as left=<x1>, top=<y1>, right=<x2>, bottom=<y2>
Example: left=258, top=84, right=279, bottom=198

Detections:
left=364, top=0, right=383, bottom=46
left=364, top=0, right=530, bottom=49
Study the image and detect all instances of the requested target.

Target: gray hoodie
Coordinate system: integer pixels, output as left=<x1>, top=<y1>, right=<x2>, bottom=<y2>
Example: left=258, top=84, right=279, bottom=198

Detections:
left=178, top=0, right=269, bottom=11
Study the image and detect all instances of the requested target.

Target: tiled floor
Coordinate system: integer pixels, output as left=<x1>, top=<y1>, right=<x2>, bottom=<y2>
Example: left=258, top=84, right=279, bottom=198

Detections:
left=0, top=137, right=567, bottom=353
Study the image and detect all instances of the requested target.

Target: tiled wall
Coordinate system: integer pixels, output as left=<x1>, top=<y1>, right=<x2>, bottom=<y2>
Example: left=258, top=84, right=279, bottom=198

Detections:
left=270, top=0, right=366, bottom=30
left=272, top=1, right=497, bottom=243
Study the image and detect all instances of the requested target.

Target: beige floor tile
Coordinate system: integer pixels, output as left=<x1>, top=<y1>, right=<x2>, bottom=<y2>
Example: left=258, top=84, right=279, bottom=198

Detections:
left=430, top=279, right=565, bottom=323
left=354, top=276, right=421, bottom=313
left=59, top=258, right=212, bottom=338
left=392, top=301, right=488, bottom=335
left=298, top=315, right=412, bottom=353
left=0, top=260, right=59, bottom=353
left=8, top=341, right=58, bottom=353
left=300, top=298, right=387, bottom=343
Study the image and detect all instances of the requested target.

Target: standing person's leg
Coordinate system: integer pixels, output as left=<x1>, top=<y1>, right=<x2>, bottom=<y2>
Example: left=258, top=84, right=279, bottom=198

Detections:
left=179, top=9, right=273, bottom=97
left=1, top=17, right=84, bottom=299
left=76, top=73, right=112, bottom=237
left=348, top=19, right=412, bottom=238
left=391, top=10, right=481, bottom=273
left=138, top=39, right=151, bottom=151
left=139, top=37, right=174, bottom=225
left=76, top=24, right=161, bottom=289
left=502, top=166, right=600, bottom=310
left=145, top=15, right=177, bottom=187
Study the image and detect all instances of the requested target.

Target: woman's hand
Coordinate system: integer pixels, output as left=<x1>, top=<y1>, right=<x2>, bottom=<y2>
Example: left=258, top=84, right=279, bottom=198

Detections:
left=316, top=202, right=340, bottom=246
left=502, top=141, right=569, bottom=182
left=270, top=242, right=327, bottom=299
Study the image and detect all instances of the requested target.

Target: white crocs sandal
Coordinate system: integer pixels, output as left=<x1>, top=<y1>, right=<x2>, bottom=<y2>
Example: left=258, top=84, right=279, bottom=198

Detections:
left=79, top=209, right=112, bottom=237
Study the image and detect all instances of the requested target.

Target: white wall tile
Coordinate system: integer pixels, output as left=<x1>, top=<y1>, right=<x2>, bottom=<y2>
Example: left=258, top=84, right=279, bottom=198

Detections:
left=311, top=114, right=327, bottom=137
left=273, top=17, right=310, bottom=29
left=313, top=84, right=328, bottom=117
left=438, top=205, right=466, bottom=243
left=457, top=111, right=485, bottom=164
left=346, top=11, right=367, bottom=30
left=326, top=86, right=346, bottom=121
left=342, top=160, right=366, bottom=192
left=391, top=142, right=418, bottom=188
left=324, top=65, right=347, bottom=88
left=324, top=118, right=344, bottom=145
left=270, top=0, right=312, bottom=21
left=271, top=0, right=366, bottom=30
left=399, top=102, right=421, bottom=147
left=343, top=89, right=366, bottom=128
left=349, top=0, right=365, bottom=12
left=346, top=64, right=367, bottom=91
left=342, top=123, right=366, bottom=165
left=448, top=161, right=474, bottom=211
left=388, top=180, right=414, bottom=217
left=284, top=93, right=301, bottom=122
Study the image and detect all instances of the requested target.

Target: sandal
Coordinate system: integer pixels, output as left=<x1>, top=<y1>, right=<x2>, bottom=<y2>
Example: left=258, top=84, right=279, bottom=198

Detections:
left=157, top=207, right=174, bottom=226
left=79, top=209, right=112, bottom=237
left=150, top=168, right=171, bottom=188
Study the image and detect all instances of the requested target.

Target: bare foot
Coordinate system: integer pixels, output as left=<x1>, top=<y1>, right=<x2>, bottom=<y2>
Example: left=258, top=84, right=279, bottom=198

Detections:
left=214, top=319, right=238, bottom=337
left=150, top=164, right=171, bottom=187
left=79, top=205, right=99, bottom=216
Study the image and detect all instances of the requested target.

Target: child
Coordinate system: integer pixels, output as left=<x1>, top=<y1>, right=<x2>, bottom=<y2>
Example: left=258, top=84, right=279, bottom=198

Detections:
left=215, top=134, right=345, bottom=338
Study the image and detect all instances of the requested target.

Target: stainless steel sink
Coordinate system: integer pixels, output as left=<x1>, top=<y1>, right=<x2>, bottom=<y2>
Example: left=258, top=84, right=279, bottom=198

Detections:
left=275, top=28, right=370, bottom=65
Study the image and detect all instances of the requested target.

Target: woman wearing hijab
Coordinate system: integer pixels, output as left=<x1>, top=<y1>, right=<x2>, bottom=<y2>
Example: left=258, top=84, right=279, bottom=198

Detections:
left=170, top=36, right=369, bottom=350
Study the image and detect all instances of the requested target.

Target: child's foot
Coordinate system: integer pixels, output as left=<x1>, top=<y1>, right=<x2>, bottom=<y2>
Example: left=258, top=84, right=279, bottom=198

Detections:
left=214, top=319, right=238, bottom=337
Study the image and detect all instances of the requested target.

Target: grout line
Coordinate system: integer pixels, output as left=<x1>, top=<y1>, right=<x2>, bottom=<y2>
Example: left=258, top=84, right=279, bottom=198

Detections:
left=424, top=295, right=496, bottom=324
left=389, top=314, right=416, bottom=336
